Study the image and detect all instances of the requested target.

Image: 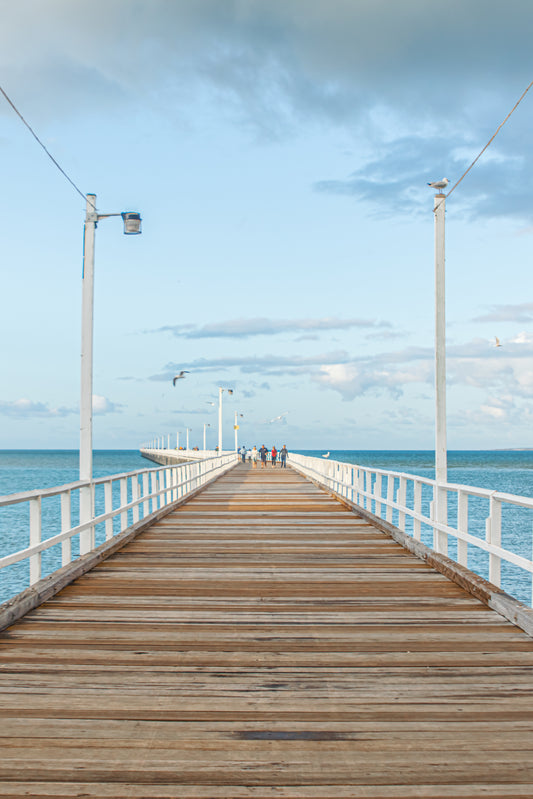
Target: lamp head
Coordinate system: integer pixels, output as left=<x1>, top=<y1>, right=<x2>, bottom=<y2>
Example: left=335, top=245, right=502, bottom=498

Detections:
left=121, top=212, right=142, bottom=235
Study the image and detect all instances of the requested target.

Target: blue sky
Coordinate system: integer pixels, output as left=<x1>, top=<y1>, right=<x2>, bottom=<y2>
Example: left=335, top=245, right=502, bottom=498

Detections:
left=1, top=0, right=533, bottom=451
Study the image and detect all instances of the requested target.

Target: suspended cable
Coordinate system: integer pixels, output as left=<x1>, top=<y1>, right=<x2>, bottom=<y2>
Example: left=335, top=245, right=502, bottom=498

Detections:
left=0, top=84, right=95, bottom=210
left=446, top=79, right=533, bottom=199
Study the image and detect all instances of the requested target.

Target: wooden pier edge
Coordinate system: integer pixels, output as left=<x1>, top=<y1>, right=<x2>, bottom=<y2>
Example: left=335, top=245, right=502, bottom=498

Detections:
left=0, top=463, right=237, bottom=633
left=302, top=475, right=533, bottom=639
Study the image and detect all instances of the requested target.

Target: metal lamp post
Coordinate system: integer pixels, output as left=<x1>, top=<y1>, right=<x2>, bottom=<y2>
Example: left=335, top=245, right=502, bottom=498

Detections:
left=217, top=387, right=234, bottom=455
left=433, top=189, right=448, bottom=554
left=79, top=193, right=141, bottom=553
left=203, top=423, right=210, bottom=451
left=186, top=427, right=191, bottom=451
left=234, top=411, right=243, bottom=451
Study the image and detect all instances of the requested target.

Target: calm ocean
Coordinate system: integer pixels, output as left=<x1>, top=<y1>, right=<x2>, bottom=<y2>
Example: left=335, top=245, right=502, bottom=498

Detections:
left=1, top=449, right=533, bottom=606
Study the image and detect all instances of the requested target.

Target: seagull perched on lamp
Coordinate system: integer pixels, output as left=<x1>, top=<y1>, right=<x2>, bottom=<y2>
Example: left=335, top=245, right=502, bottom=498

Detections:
left=172, top=371, right=189, bottom=386
left=427, top=178, right=449, bottom=192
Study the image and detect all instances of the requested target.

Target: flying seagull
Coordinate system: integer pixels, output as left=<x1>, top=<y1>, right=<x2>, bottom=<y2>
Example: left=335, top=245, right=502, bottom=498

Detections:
left=173, top=371, right=189, bottom=386
left=269, top=412, right=288, bottom=424
left=494, top=336, right=502, bottom=348
left=322, top=451, right=330, bottom=458
left=427, top=178, right=449, bottom=192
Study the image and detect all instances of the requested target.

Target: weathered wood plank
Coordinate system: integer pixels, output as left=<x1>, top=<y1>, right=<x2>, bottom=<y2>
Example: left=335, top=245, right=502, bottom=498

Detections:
left=2, top=462, right=533, bottom=796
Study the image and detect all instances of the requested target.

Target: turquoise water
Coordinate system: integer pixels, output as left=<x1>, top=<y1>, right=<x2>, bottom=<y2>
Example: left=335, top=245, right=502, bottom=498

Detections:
left=0, top=450, right=148, bottom=604
left=1, top=449, right=533, bottom=606
left=298, top=450, right=533, bottom=606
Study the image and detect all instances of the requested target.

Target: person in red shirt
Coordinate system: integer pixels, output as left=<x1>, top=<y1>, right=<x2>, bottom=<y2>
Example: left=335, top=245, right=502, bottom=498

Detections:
left=271, top=446, right=277, bottom=467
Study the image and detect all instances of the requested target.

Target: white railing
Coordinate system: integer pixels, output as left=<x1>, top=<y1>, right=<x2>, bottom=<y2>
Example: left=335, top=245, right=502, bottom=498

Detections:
left=141, top=447, right=233, bottom=461
left=0, top=453, right=238, bottom=604
left=290, top=452, right=533, bottom=607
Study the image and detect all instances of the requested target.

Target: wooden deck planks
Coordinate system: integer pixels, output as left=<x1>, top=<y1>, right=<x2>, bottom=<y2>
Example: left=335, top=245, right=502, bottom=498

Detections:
left=2, top=464, right=533, bottom=797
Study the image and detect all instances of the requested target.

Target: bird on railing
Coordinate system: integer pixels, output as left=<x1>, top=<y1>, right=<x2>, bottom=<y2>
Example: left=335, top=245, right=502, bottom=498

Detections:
left=173, top=371, right=189, bottom=386
left=322, top=452, right=330, bottom=458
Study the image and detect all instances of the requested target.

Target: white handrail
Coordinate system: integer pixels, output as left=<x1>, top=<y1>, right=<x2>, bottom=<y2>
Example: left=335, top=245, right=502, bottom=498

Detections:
left=289, top=452, right=533, bottom=606
left=0, top=453, right=238, bottom=603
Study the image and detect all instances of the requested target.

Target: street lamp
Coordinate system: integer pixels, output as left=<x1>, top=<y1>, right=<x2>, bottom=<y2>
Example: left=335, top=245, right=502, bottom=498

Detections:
left=217, top=387, right=234, bottom=454
left=80, top=193, right=141, bottom=554
left=234, top=411, right=244, bottom=451
left=185, top=427, right=191, bottom=451
left=203, top=423, right=210, bottom=451
left=432, top=186, right=448, bottom=554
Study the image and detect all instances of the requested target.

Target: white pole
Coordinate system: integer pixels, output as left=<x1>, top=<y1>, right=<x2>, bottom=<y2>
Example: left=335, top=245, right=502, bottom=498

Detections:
left=79, top=193, right=97, bottom=554
left=234, top=411, right=238, bottom=452
left=218, top=387, right=223, bottom=455
left=186, top=428, right=190, bottom=451
left=203, top=423, right=209, bottom=451
left=434, top=191, right=448, bottom=553
left=167, top=434, right=170, bottom=450
left=176, top=431, right=180, bottom=450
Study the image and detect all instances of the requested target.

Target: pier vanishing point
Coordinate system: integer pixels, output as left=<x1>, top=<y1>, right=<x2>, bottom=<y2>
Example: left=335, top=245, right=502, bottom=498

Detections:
left=2, top=450, right=533, bottom=797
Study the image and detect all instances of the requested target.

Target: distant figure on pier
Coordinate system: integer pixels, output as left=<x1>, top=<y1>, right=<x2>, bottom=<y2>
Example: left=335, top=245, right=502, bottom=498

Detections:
left=240, top=445, right=247, bottom=463
left=259, top=445, right=268, bottom=468
left=251, top=446, right=258, bottom=468
left=280, top=445, right=288, bottom=468
left=271, top=446, right=278, bottom=467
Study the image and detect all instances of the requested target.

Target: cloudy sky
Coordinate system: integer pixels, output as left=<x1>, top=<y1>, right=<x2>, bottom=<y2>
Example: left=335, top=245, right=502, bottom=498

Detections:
left=1, top=0, right=533, bottom=450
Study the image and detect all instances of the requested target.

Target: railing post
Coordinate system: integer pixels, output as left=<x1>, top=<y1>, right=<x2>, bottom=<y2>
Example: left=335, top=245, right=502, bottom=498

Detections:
left=172, top=467, right=178, bottom=502
left=397, top=476, right=407, bottom=532
left=79, top=484, right=93, bottom=555
left=386, top=475, right=394, bottom=523
left=61, top=491, right=72, bottom=566
left=120, top=477, right=128, bottom=531
left=132, top=476, right=140, bottom=524
left=487, top=494, right=502, bottom=587
left=29, top=496, right=42, bottom=585
left=365, top=470, right=372, bottom=511
left=457, top=490, right=468, bottom=567
left=413, top=480, right=422, bottom=541
left=105, top=481, right=113, bottom=541
left=142, top=473, right=149, bottom=518
left=432, top=484, right=448, bottom=555
left=150, top=472, right=157, bottom=513
left=374, top=473, right=382, bottom=517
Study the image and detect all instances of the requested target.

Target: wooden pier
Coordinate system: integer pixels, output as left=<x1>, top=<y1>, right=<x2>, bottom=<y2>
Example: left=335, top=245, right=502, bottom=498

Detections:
left=2, top=463, right=533, bottom=796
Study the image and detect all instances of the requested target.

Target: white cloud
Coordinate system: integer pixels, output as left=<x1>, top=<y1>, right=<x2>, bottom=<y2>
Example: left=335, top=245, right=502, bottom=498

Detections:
left=92, top=395, right=123, bottom=415
left=314, top=362, right=432, bottom=400
left=474, top=303, right=533, bottom=324
left=0, top=398, right=75, bottom=418
left=154, top=316, right=391, bottom=340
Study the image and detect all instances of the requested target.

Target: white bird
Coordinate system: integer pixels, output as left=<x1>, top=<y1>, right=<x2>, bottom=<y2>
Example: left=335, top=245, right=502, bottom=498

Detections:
left=173, top=371, right=189, bottom=386
left=494, top=336, right=502, bottom=348
left=427, top=178, right=449, bottom=192
left=206, top=401, right=215, bottom=406
left=322, top=451, right=330, bottom=458
left=269, top=412, right=288, bottom=424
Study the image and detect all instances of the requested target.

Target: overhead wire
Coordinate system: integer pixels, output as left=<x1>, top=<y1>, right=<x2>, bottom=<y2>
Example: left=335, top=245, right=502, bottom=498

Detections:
left=0, top=84, right=95, bottom=211
left=445, top=79, right=533, bottom=200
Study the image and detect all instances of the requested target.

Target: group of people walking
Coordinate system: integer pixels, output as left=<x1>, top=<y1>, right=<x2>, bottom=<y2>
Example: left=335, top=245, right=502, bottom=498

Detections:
left=239, top=445, right=288, bottom=468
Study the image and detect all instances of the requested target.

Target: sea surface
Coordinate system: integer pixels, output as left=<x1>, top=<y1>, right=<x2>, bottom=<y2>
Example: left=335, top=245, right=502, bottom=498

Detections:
left=1, top=449, right=533, bottom=606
